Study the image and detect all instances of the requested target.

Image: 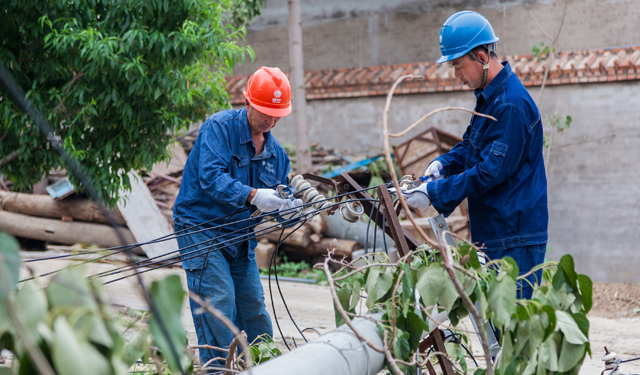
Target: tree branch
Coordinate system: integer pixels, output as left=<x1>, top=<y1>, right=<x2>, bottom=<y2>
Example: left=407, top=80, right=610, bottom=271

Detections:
left=441, top=245, right=494, bottom=375
left=55, top=71, right=85, bottom=112
left=226, top=331, right=247, bottom=375
left=0, top=151, right=20, bottom=167
left=189, top=293, right=254, bottom=375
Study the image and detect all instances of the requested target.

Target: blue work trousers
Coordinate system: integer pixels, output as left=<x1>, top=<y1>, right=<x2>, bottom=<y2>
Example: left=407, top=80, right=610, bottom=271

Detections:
left=484, top=244, right=546, bottom=300
left=175, top=223, right=273, bottom=367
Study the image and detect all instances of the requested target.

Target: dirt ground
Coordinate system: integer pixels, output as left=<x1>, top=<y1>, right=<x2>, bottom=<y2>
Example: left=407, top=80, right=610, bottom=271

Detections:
left=9, top=258, right=640, bottom=374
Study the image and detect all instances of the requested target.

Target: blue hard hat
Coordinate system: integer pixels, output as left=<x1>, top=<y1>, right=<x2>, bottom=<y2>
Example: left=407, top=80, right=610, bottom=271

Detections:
left=437, top=11, right=499, bottom=64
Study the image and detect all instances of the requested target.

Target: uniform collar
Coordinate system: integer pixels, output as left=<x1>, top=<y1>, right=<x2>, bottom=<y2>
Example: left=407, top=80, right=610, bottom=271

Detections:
left=474, top=61, right=512, bottom=103
left=239, top=108, right=274, bottom=159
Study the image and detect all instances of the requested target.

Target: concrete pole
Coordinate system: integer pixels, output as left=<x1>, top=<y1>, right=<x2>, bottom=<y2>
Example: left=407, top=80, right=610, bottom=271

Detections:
left=287, top=0, right=312, bottom=174
left=240, top=312, right=386, bottom=375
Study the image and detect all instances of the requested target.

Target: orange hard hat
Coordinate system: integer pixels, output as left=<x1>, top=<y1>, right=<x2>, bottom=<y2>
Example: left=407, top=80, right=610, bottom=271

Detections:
left=243, top=67, right=292, bottom=117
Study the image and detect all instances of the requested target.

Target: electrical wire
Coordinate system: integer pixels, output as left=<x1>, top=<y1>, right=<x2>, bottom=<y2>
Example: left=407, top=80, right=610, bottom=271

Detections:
left=269, top=219, right=310, bottom=347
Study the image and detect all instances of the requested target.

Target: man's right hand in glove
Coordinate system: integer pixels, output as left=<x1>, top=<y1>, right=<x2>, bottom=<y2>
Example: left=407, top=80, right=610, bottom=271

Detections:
left=249, top=188, right=288, bottom=212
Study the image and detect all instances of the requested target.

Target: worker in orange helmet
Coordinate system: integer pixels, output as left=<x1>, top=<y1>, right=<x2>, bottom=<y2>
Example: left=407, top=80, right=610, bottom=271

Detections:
left=173, top=67, right=301, bottom=370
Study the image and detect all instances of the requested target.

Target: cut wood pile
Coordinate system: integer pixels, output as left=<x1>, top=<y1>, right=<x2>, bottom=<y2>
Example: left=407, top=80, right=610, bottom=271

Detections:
left=253, top=215, right=364, bottom=270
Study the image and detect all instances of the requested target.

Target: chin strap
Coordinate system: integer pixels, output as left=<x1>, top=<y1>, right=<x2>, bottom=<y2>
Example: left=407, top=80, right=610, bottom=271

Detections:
left=468, top=43, right=495, bottom=89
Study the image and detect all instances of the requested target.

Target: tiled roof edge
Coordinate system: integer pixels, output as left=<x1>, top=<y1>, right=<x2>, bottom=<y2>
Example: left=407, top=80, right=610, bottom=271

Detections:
left=227, top=46, right=640, bottom=104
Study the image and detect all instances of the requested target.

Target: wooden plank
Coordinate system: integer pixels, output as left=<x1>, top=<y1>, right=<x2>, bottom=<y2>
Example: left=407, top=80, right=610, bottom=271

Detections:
left=117, top=171, right=178, bottom=260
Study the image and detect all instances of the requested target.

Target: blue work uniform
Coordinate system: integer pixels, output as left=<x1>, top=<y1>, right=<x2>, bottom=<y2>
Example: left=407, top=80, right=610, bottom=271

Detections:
left=427, top=62, right=548, bottom=298
left=173, top=108, right=290, bottom=366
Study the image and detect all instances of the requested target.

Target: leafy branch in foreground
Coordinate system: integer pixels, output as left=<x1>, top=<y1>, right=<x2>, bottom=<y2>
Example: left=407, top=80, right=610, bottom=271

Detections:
left=330, top=244, right=592, bottom=375
left=0, top=230, right=192, bottom=375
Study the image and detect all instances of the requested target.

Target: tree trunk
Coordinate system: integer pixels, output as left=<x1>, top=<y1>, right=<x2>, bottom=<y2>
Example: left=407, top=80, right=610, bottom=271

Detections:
left=288, top=0, right=311, bottom=174
left=255, top=222, right=311, bottom=248
left=0, top=210, right=135, bottom=249
left=282, top=238, right=362, bottom=259
left=0, top=190, right=126, bottom=225
left=0, top=190, right=125, bottom=225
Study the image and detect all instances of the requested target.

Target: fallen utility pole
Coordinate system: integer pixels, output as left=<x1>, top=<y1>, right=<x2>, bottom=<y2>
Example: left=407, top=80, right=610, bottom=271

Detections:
left=240, top=312, right=385, bottom=375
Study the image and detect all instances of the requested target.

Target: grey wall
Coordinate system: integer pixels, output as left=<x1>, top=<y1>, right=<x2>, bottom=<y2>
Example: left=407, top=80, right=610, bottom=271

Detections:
left=234, top=0, right=640, bottom=75
left=265, top=80, right=640, bottom=283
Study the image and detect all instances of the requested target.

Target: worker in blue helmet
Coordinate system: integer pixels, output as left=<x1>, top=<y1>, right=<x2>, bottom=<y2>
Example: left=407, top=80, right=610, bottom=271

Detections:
left=402, top=11, right=548, bottom=300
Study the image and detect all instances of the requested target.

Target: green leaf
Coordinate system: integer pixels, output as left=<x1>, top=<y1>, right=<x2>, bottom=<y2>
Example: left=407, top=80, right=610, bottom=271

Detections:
left=558, top=255, right=578, bottom=289
left=148, top=275, right=191, bottom=373
left=404, top=311, right=427, bottom=351
left=439, top=273, right=458, bottom=311
left=475, top=284, right=489, bottom=320
left=14, top=282, right=48, bottom=343
left=541, top=305, right=557, bottom=340
left=0, top=232, right=21, bottom=301
left=335, top=283, right=351, bottom=326
left=488, top=276, right=516, bottom=329
left=47, top=268, right=96, bottom=310
left=502, top=257, right=520, bottom=280
left=349, top=279, right=362, bottom=311
left=541, top=333, right=560, bottom=372
left=416, top=264, right=445, bottom=310
left=365, top=267, right=394, bottom=308
left=123, top=329, right=149, bottom=366
left=555, top=311, right=588, bottom=345
left=401, top=264, right=412, bottom=317
left=571, top=313, right=590, bottom=339
left=497, top=330, right=513, bottom=375
left=51, top=316, right=93, bottom=375
left=557, top=337, right=586, bottom=372
left=468, top=249, right=482, bottom=270
left=577, top=274, right=593, bottom=313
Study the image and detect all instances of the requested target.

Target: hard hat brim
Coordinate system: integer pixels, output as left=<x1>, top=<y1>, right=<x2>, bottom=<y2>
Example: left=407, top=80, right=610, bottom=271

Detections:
left=248, top=99, right=292, bottom=118
left=436, top=50, right=470, bottom=64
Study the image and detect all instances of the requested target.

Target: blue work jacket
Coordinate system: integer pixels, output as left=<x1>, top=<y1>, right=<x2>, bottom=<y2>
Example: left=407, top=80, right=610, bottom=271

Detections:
left=427, top=62, right=548, bottom=250
left=173, top=108, right=290, bottom=265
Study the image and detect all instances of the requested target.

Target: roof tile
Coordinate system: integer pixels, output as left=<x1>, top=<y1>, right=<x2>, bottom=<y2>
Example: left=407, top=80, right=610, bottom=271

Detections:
left=226, top=46, right=640, bottom=103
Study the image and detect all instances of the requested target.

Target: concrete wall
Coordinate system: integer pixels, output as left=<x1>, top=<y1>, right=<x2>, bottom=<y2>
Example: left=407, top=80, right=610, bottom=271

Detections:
left=235, top=0, right=640, bottom=75
left=265, top=80, right=640, bottom=283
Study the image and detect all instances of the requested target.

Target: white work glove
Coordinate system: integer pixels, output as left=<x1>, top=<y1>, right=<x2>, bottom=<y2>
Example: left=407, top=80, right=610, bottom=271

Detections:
left=403, top=183, right=432, bottom=210
left=424, top=161, right=444, bottom=181
left=250, top=189, right=288, bottom=213
left=279, top=198, right=303, bottom=220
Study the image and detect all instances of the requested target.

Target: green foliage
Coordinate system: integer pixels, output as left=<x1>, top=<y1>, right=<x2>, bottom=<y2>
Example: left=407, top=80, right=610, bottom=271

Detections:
left=543, top=112, right=572, bottom=149
left=333, top=248, right=592, bottom=375
left=229, top=0, right=266, bottom=28
left=0, top=0, right=259, bottom=207
left=259, top=252, right=313, bottom=278
left=148, top=274, right=191, bottom=373
left=532, top=42, right=556, bottom=62
left=240, top=334, right=282, bottom=365
left=0, top=238, right=192, bottom=375
left=0, top=231, right=21, bottom=300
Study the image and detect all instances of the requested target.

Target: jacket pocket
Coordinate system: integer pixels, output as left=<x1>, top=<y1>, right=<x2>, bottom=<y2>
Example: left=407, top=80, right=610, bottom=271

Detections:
left=480, top=141, right=508, bottom=177
left=465, top=129, right=484, bottom=167
left=231, top=153, right=250, bottom=177
left=259, top=171, right=280, bottom=188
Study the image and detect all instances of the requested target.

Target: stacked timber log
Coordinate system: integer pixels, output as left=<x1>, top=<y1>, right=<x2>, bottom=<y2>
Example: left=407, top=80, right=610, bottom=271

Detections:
left=253, top=214, right=363, bottom=270
left=0, top=191, right=135, bottom=249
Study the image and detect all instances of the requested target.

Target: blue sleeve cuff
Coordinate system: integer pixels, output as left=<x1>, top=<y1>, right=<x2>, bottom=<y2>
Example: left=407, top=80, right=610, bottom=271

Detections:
left=240, top=185, right=255, bottom=207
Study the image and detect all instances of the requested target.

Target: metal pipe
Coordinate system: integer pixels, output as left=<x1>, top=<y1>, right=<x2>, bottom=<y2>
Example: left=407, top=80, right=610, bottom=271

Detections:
left=240, top=312, right=385, bottom=375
